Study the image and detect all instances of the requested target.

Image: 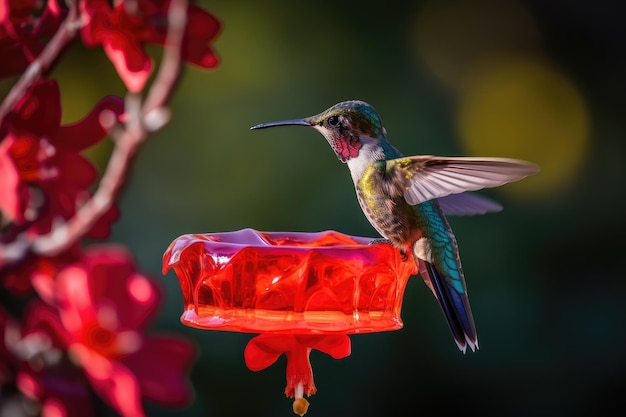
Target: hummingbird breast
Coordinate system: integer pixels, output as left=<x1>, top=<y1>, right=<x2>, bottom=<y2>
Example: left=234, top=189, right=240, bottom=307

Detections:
left=355, top=161, right=423, bottom=250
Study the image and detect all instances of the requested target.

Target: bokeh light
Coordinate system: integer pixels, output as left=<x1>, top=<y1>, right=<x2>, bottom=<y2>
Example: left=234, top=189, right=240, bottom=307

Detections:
left=457, top=58, right=590, bottom=197
left=414, top=0, right=590, bottom=199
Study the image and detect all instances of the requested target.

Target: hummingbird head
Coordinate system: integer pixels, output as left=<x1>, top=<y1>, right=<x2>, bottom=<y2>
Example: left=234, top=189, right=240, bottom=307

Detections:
left=251, top=100, right=387, bottom=163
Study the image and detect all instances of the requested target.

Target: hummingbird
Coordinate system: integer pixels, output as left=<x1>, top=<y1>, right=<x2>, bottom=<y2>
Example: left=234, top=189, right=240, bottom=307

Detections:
left=250, top=100, right=539, bottom=353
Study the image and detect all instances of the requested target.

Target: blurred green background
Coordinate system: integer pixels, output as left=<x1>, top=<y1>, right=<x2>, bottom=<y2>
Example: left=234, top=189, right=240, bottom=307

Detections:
left=52, top=0, right=626, bottom=415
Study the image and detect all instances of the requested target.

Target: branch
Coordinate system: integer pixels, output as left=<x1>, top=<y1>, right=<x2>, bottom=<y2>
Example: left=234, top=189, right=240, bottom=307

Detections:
left=142, top=0, right=188, bottom=125
left=0, top=0, right=189, bottom=265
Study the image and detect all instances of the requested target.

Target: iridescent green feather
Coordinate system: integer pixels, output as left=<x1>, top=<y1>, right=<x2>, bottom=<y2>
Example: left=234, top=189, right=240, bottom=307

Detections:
left=414, top=200, right=466, bottom=294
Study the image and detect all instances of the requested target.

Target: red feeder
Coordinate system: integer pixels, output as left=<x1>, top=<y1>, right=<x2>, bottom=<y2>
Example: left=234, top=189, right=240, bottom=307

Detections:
left=163, top=228, right=417, bottom=415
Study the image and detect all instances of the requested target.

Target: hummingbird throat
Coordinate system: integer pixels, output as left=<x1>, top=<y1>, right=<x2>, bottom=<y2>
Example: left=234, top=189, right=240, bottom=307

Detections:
left=334, top=134, right=361, bottom=162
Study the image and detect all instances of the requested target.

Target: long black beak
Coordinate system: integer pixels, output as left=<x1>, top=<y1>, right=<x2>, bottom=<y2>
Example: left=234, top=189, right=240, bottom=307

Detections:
left=250, top=118, right=311, bottom=130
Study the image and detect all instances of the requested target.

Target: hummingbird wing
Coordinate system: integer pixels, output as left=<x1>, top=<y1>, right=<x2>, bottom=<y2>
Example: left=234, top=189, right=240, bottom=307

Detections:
left=385, top=156, right=540, bottom=206
left=437, top=192, right=502, bottom=216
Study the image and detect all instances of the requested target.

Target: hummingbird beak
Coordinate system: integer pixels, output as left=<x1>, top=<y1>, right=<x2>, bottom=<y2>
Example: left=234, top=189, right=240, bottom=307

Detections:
left=250, top=118, right=312, bottom=130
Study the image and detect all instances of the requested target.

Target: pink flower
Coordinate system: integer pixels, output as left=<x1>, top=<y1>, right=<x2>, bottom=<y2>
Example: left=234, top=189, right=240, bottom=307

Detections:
left=80, top=0, right=220, bottom=92
left=45, top=246, right=197, bottom=417
left=0, top=80, right=123, bottom=236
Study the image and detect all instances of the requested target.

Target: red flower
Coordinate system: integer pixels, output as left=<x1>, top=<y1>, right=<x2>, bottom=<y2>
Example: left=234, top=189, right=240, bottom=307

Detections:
left=80, top=0, right=220, bottom=92
left=0, top=80, right=123, bottom=236
left=16, top=364, right=95, bottom=417
left=0, top=304, right=95, bottom=417
left=0, top=0, right=63, bottom=79
left=51, top=246, right=196, bottom=417
left=245, top=334, right=351, bottom=416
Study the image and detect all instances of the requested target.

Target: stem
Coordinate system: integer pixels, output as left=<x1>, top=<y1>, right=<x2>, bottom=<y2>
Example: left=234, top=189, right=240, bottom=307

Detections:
left=142, top=0, right=187, bottom=117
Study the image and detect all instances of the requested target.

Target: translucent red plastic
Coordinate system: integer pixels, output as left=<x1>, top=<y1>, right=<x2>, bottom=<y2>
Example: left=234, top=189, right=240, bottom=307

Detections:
left=163, top=228, right=417, bottom=334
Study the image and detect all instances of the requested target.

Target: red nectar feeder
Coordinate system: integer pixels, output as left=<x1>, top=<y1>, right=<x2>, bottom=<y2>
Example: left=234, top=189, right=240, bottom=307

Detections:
left=163, top=228, right=417, bottom=415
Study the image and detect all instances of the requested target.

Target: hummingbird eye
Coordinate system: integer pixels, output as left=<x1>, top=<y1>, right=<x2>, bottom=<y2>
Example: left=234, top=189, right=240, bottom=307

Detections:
left=327, top=115, right=340, bottom=127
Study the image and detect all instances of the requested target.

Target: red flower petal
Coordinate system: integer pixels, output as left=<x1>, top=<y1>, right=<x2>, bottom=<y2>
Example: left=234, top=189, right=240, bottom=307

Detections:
left=26, top=250, right=81, bottom=304
left=86, top=204, right=120, bottom=240
left=103, top=36, right=153, bottom=93
left=72, top=345, right=146, bottom=417
left=80, top=0, right=155, bottom=92
left=55, top=151, right=98, bottom=189
left=7, top=80, right=61, bottom=138
left=57, top=246, right=161, bottom=332
left=0, top=39, right=42, bottom=79
left=78, top=0, right=107, bottom=45
left=23, top=302, right=73, bottom=349
left=58, top=95, right=124, bottom=150
left=181, top=5, right=221, bottom=68
left=79, top=0, right=219, bottom=91
left=122, top=335, right=196, bottom=407
left=1, top=79, right=119, bottom=234
left=31, top=0, right=63, bottom=39
left=0, top=142, right=21, bottom=221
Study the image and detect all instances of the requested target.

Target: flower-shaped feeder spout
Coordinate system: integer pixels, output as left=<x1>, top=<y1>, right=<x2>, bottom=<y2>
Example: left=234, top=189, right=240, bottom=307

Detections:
left=163, top=228, right=417, bottom=415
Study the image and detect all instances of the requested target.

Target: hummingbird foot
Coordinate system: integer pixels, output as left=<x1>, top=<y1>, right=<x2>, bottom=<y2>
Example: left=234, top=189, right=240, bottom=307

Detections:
left=368, top=238, right=393, bottom=246
left=369, top=239, right=408, bottom=261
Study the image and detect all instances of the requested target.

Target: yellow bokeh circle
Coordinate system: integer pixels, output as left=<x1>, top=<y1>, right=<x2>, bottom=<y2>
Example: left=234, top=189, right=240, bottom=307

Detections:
left=457, top=58, right=590, bottom=198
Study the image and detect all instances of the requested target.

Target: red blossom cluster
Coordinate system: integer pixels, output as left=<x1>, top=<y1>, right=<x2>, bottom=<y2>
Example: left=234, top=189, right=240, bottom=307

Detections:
left=0, top=1, right=220, bottom=416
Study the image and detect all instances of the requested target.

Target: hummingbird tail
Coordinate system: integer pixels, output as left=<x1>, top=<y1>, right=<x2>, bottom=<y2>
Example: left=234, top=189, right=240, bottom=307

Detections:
left=418, top=259, right=479, bottom=353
